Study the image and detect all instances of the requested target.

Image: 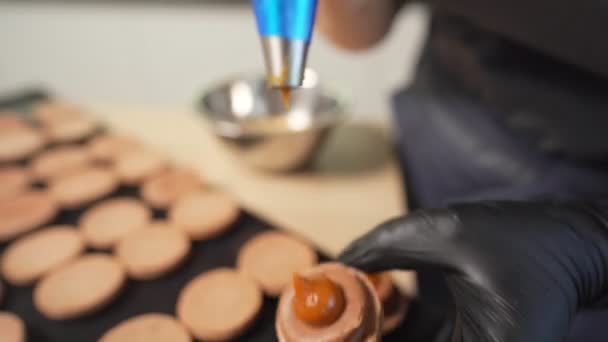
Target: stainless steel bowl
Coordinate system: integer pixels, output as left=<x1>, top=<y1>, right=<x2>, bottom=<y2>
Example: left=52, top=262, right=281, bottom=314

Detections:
left=199, top=71, right=344, bottom=172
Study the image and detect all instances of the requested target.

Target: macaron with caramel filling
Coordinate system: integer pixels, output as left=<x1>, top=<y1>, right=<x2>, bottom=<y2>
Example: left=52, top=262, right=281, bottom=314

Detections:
left=276, top=263, right=383, bottom=342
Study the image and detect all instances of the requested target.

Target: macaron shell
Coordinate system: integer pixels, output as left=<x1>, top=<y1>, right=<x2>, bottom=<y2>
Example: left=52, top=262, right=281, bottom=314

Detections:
left=44, top=116, right=98, bottom=143
left=34, top=254, right=126, bottom=320
left=115, top=225, right=190, bottom=280
left=1, top=226, right=85, bottom=285
left=176, top=268, right=262, bottom=341
left=0, top=166, right=30, bottom=200
left=0, top=190, right=58, bottom=242
left=33, top=100, right=83, bottom=124
left=169, top=191, right=239, bottom=241
left=113, top=149, right=167, bottom=184
left=100, top=313, right=191, bottom=342
left=0, top=312, right=26, bottom=342
left=276, top=263, right=383, bottom=342
left=48, top=167, right=119, bottom=208
left=381, top=288, right=409, bottom=334
left=369, top=272, right=394, bottom=303
left=140, top=168, right=204, bottom=208
left=237, top=232, right=318, bottom=296
left=30, top=145, right=92, bottom=180
left=79, top=198, right=151, bottom=249
left=0, top=127, right=45, bottom=162
left=88, top=134, right=142, bottom=162
left=0, top=114, right=27, bottom=131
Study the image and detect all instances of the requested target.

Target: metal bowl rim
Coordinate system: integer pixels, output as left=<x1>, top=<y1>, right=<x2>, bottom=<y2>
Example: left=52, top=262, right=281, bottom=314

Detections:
left=196, top=73, right=346, bottom=138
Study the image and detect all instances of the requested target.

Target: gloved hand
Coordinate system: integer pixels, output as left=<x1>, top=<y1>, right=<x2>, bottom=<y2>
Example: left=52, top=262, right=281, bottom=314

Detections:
left=339, top=201, right=608, bottom=342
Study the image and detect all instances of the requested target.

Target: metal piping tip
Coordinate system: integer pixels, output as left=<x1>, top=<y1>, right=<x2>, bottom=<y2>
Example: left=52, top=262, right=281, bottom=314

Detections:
left=261, top=36, right=309, bottom=88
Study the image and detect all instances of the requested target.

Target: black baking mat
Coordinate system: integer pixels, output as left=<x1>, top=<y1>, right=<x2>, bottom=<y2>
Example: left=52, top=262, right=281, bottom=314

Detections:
left=0, top=93, right=449, bottom=342
left=1, top=208, right=285, bottom=342
left=1, top=204, right=447, bottom=342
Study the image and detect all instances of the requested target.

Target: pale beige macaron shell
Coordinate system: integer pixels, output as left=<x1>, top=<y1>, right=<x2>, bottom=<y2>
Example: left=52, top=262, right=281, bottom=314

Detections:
left=0, top=166, right=30, bottom=200
left=1, top=226, right=85, bottom=285
left=237, top=232, right=318, bottom=296
left=170, top=191, right=239, bottom=240
left=100, top=313, right=191, bottom=342
left=115, top=223, right=190, bottom=280
left=114, top=149, right=167, bottom=184
left=48, top=166, right=119, bottom=208
left=0, top=312, right=26, bottom=342
left=0, top=127, right=45, bottom=162
left=0, top=190, right=58, bottom=242
left=141, top=168, right=204, bottom=208
left=80, top=198, right=151, bottom=249
left=43, top=116, right=98, bottom=144
left=88, top=134, right=142, bottom=162
left=34, top=254, right=126, bottom=320
left=33, top=100, right=83, bottom=124
left=177, top=268, right=262, bottom=342
left=30, top=145, right=92, bottom=180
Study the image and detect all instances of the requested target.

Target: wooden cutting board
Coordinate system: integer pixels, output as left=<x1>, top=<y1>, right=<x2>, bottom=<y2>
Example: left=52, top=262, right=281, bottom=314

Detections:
left=92, top=107, right=416, bottom=295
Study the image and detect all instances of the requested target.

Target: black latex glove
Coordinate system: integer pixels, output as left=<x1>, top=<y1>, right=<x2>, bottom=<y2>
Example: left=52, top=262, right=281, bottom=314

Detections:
left=339, top=201, right=608, bottom=342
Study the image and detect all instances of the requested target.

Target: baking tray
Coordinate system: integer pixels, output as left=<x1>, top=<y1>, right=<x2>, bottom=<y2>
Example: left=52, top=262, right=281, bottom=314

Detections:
left=0, top=201, right=448, bottom=342
left=0, top=93, right=450, bottom=341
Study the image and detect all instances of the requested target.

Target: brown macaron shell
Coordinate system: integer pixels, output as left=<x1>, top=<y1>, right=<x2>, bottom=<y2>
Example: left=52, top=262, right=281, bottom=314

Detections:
left=176, top=268, right=262, bottom=342
left=0, top=190, right=58, bottom=242
left=0, top=312, right=26, bottom=342
left=0, top=166, right=30, bottom=200
left=100, top=313, right=192, bottom=342
left=0, top=127, right=45, bottom=162
left=381, top=287, right=409, bottom=334
left=80, top=198, right=151, bottom=249
left=276, top=263, right=383, bottom=342
left=34, top=254, right=126, bottom=320
left=48, top=166, right=119, bottom=208
left=140, top=168, right=204, bottom=208
left=368, top=272, right=409, bottom=334
left=370, top=272, right=393, bottom=303
left=170, top=191, right=240, bottom=241
left=237, top=232, right=318, bottom=297
left=1, top=226, right=85, bottom=286
left=30, top=145, right=92, bottom=180
left=115, top=224, right=190, bottom=280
